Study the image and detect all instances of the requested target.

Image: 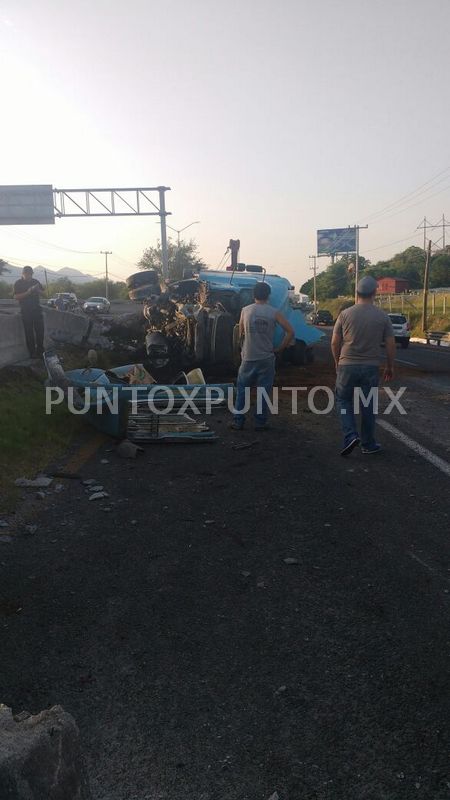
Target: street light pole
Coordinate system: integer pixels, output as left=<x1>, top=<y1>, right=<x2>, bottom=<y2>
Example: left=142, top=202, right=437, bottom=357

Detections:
left=100, top=250, right=112, bottom=300
left=166, top=220, right=200, bottom=245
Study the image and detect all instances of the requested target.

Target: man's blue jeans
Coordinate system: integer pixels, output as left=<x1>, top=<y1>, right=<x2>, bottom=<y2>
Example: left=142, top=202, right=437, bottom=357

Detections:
left=234, top=355, right=276, bottom=425
left=335, top=364, right=379, bottom=448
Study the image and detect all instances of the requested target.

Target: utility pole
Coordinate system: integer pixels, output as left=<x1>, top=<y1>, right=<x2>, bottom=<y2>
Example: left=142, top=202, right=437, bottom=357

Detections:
left=44, top=268, right=49, bottom=298
left=422, top=239, right=432, bottom=332
left=309, top=255, right=317, bottom=309
left=100, top=250, right=112, bottom=300
left=353, top=224, right=368, bottom=302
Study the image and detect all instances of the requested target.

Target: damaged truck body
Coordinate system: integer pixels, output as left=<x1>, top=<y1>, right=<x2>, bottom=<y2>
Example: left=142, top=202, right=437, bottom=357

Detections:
left=139, top=264, right=322, bottom=372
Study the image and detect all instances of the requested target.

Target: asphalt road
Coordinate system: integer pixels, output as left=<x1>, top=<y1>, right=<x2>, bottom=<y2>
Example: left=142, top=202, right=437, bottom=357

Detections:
left=317, top=325, right=450, bottom=378
left=1, top=347, right=450, bottom=799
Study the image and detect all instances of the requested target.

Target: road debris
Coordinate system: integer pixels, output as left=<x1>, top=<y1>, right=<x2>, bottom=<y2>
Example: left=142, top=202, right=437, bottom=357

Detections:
left=283, top=557, right=299, bottom=565
left=15, top=476, right=53, bottom=488
left=88, top=485, right=104, bottom=493
left=24, top=525, right=37, bottom=536
left=274, top=685, right=287, bottom=696
left=89, top=492, right=109, bottom=501
left=82, top=479, right=97, bottom=486
left=49, top=471, right=82, bottom=480
left=267, top=792, right=280, bottom=800
left=241, top=571, right=251, bottom=577
left=117, top=440, right=144, bottom=459
left=100, top=459, right=109, bottom=465
left=232, top=440, right=259, bottom=451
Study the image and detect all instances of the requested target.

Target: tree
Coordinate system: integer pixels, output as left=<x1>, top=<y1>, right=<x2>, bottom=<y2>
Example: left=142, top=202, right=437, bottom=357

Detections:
left=0, top=259, right=10, bottom=276
left=76, top=279, right=128, bottom=301
left=138, top=238, right=205, bottom=282
left=429, top=253, right=450, bottom=289
left=300, top=255, right=371, bottom=300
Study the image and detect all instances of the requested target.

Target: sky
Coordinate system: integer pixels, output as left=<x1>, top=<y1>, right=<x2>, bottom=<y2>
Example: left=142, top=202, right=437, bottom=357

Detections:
left=0, top=0, right=449, bottom=289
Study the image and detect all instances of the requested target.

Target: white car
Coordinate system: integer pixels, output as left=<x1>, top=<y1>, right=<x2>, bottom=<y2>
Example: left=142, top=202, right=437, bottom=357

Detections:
left=388, top=313, right=411, bottom=349
left=83, top=297, right=111, bottom=314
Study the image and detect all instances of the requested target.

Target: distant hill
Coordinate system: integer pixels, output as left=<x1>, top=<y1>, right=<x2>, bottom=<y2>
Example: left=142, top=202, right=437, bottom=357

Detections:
left=0, top=262, right=97, bottom=285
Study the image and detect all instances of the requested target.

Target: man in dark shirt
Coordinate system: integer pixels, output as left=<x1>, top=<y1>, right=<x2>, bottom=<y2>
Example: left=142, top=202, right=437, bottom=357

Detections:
left=13, top=266, right=45, bottom=358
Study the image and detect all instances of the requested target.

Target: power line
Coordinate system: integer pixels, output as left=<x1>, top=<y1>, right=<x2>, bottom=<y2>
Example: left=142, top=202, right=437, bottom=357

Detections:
left=367, top=181, right=450, bottom=226
left=2, top=228, right=99, bottom=255
left=364, top=231, right=422, bottom=253
left=357, top=165, right=450, bottom=225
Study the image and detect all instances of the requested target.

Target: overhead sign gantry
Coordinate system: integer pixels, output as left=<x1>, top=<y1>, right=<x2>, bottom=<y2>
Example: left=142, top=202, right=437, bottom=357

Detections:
left=0, top=184, right=171, bottom=277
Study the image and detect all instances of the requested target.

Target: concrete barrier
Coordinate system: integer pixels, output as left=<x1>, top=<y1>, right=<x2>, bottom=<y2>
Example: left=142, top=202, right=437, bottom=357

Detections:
left=0, top=314, right=29, bottom=366
left=0, top=308, right=92, bottom=368
left=0, top=703, right=91, bottom=799
left=42, top=307, right=91, bottom=347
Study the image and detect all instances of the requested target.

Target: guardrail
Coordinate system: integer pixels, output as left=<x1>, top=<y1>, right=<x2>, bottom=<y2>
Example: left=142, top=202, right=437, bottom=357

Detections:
left=425, top=331, right=450, bottom=346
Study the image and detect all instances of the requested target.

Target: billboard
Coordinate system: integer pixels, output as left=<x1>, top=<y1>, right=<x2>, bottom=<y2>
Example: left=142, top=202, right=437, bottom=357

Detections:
left=317, top=227, right=356, bottom=256
left=0, top=185, right=55, bottom=225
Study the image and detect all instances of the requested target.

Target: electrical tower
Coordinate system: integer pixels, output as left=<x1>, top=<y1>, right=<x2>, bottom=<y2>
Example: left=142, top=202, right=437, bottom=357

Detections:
left=416, top=214, right=450, bottom=252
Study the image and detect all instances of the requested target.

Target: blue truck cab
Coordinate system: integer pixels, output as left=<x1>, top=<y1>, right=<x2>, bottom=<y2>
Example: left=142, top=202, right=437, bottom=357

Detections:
left=197, top=267, right=323, bottom=365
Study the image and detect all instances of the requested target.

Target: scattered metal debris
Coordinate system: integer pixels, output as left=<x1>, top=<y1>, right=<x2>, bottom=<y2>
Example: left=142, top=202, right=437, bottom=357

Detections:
left=116, top=440, right=144, bottom=459
left=232, top=440, right=259, bottom=451
left=89, top=492, right=109, bottom=501
left=15, top=476, right=53, bottom=488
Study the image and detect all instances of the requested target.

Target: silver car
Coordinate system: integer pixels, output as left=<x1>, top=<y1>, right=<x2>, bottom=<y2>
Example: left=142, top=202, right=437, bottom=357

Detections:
left=83, top=297, right=111, bottom=314
left=388, top=313, right=411, bottom=349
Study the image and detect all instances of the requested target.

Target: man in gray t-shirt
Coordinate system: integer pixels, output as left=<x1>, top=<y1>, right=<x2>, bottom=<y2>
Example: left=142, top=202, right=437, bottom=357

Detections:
left=331, top=276, right=396, bottom=456
left=232, top=282, right=294, bottom=430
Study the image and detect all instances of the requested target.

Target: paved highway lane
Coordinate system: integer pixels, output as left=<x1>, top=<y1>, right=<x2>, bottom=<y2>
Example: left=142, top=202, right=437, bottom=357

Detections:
left=1, top=350, right=450, bottom=799
left=316, top=325, right=450, bottom=376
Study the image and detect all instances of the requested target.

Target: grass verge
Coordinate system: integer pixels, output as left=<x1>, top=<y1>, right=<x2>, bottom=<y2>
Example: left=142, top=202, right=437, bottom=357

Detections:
left=0, top=368, right=82, bottom=513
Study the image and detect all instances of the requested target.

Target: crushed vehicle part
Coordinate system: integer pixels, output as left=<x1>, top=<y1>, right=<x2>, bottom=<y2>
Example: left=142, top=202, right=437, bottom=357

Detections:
left=136, top=242, right=323, bottom=372
left=43, top=352, right=232, bottom=439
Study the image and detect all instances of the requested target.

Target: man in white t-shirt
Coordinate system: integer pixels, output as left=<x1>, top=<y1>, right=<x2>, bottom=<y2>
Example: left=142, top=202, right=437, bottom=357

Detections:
left=231, top=282, right=294, bottom=430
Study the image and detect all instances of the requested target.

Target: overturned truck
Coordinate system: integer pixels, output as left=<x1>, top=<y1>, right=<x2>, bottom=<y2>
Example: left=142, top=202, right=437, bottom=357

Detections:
left=140, top=265, right=323, bottom=371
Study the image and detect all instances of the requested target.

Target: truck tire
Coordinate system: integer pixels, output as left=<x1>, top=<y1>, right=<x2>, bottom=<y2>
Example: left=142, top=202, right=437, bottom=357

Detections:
left=126, top=270, right=159, bottom=290
left=232, top=324, right=242, bottom=368
left=290, top=340, right=306, bottom=366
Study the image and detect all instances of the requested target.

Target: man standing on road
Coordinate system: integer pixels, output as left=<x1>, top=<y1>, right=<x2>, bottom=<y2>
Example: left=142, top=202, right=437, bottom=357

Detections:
left=232, top=281, right=294, bottom=431
left=13, top=266, right=45, bottom=359
left=331, top=275, right=396, bottom=456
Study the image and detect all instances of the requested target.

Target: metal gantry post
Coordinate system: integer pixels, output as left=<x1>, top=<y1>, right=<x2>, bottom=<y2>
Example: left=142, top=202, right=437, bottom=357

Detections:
left=158, top=187, right=169, bottom=281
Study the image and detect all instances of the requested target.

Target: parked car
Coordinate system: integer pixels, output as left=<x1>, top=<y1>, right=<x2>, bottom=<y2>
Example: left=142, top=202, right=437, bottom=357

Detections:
left=83, top=297, right=111, bottom=314
left=48, top=292, right=78, bottom=311
left=388, top=313, right=411, bottom=348
left=309, top=309, right=334, bottom=326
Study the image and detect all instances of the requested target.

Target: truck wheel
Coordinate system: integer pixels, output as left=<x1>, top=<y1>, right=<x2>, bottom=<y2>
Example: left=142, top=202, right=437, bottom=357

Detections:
left=290, top=340, right=306, bottom=366
left=232, top=324, right=241, bottom=368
